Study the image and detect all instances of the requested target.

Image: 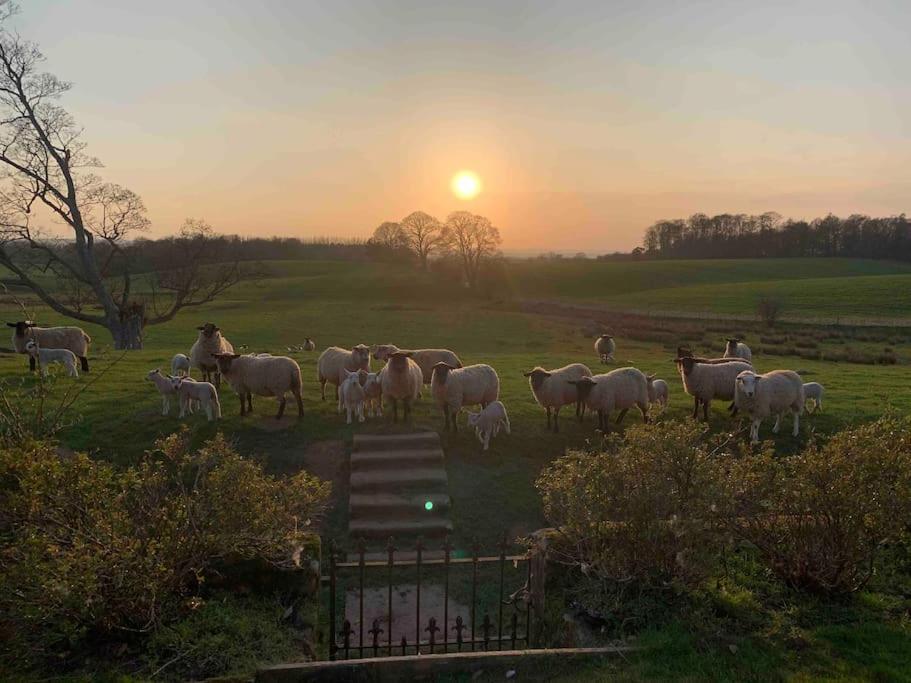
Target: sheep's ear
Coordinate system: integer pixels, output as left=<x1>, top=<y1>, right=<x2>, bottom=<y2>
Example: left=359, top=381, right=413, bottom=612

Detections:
left=196, top=326, right=205, bottom=330
left=646, top=374, right=656, bottom=380
left=522, top=371, right=532, bottom=377
left=6, top=322, right=16, bottom=327
left=25, top=321, right=36, bottom=327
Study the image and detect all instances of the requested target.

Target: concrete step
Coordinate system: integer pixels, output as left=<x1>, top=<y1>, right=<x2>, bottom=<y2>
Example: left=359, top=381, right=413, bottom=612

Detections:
left=349, top=517, right=454, bottom=539
left=350, top=467, right=449, bottom=492
left=351, top=448, right=444, bottom=471
left=353, top=432, right=440, bottom=452
left=349, top=493, right=451, bottom=518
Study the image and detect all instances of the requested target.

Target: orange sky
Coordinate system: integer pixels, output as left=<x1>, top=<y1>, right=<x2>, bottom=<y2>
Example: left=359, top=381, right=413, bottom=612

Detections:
left=17, top=1, right=911, bottom=252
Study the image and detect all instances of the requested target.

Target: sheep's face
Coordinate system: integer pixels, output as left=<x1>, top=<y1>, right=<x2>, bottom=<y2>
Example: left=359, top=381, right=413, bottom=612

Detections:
left=388, top=351, right=413, bottom=372
left=197, top=322, right=220, bottom=339
left=676, top=346, right=693, bottom=359
left=736, top=372, right=759, bottom=398
left=363, top=372, right=381, bottom=396
left=213, top=352, right=240, bottom=374
left=357, top=369, right=370, bottom=386
left=432, top=362, right=455, bottom=384
left=677, top=356, right=697, bottom=376
left=7, top=321, right=36, bottom=337
left=467, top=412, right=481, bottom=428
left=147, top=369, right=162, bottom=382
left=725, top=338, right=739, bottom=352
left=371, top=344, right=398, bottom=362
left=599, top=334, right=613, bottom=341
left=567, top=376, right=597, bottom=401
left=24, top=340, right=38, bottom=355
left=352, top=344, right=371, bottom=368
left=523, top=367, right=551, bottom=391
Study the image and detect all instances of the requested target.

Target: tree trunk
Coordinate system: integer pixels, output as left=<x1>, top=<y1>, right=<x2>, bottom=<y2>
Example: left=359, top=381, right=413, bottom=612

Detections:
left=109, top=304, right=145, bottom=350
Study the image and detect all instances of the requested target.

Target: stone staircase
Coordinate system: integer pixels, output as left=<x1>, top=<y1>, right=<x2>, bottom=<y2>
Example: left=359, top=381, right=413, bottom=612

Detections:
left=348, top=432, right=453, bottom=540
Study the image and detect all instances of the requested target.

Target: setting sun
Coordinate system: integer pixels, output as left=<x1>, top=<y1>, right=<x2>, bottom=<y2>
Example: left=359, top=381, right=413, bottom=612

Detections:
left=451, top=171, right=482, bottom=200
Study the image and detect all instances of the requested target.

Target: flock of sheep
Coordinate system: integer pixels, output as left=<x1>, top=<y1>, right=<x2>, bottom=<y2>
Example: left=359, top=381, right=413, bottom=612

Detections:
left=6, top=320, right=826, bottom=448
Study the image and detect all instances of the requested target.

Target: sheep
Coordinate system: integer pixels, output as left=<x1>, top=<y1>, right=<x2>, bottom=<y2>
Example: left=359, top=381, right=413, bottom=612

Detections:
left=734, top=370, right=804, bottom=443
left=213, top=353, right=304, bottom=419
left=523, top=363, right=593, bottom=432
left=723, top=338, right=753, bottom=363
left=431, top=362, right=499, bottom=433
left=317, top=345, right=371, bottom=400
left=171, top=377, right=221, bottom=421
left=24, top=340, right=78, bottom=378
left=676, top=346, right=751, bottom=365
left=303, top=338, right=316, bottom=351
left=379, top=352, right=422, bottom=422
left=467, top=400, right=510, bottom=451
left=675, top=356, right=753, bottom=421
left=568, top=367, right=649, bottom=431
left=171, top=353, right=191, bottom=377
left=189, top=322, right=235, bottom=388
left=371, top=344, right=463, bottom=383
left=8, top=320, right=91, bottom=372
left=594, top=334, right=615, bottom=364
left=147, top=368, right=179, bottom=415
left=361, top=370, right=383, bottom=417
left=646, top=374, right=669, bottom=407
left=803, top=381, right=825, bottom=413
left=339, top=369, right=366, bottom=424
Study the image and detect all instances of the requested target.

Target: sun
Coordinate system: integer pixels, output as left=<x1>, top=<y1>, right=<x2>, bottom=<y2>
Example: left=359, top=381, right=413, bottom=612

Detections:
left=451, top=170, right=482, bottom=200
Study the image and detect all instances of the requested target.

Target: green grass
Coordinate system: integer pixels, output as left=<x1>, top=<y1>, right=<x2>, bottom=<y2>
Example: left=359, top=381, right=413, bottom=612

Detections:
left=2, top=256, right=910, bottom=681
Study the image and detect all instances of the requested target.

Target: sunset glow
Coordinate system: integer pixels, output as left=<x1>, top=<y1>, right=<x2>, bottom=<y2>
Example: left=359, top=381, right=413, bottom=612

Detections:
left=452, top=171, right=481, bottom=200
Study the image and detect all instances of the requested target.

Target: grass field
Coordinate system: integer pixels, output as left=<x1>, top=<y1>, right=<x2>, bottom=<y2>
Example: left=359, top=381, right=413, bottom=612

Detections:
left=1, top=256, right=910, bottom=680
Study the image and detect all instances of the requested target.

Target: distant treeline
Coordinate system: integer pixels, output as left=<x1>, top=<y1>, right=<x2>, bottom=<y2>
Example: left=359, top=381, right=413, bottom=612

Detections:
left=642, top=212, right=911, bottom=260
left=132, top=235, right=369, bottom=264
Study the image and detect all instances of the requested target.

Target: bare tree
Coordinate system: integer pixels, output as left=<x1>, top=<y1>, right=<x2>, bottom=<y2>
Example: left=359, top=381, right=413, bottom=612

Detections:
left=0, top=7, right=251, bottom=349
left=441, top=211, right=502, bottom=289
left=370, top=221, right=409, bottom=250
left=400, top=211, right=443, bottom=271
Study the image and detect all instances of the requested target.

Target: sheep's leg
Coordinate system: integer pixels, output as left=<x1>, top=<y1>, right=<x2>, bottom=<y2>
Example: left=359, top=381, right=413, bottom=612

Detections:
left=404, top=398, right=412, bottom=422
left=503, top=416, right=511, bottom=435
left=28, top=356, right=35, bottom=372
left=443, top=404, right=450, bottom=430
left=638, top=402, right=649, bottom=424
left=615, top=408, right=629, bottom=424
left=334, top=384, right=339, bottom=401
left=751, top=419, right=760, bottom=443
left=80, top=356, right=89, bottom=372
left=337, top=393, right=344, bottom=414
left=276, top=396, right=287, bottom=419
left=392, top=398, right=399, bottom=423
left=162, top=396, right=169, bottom=416
left=727, top=401, right=736, bottom=412
left=320, top=378, right=327, bottom=401
left=791, top=410, right=800, bottom=437
left=206, top=402, right=214, bottom=422
left=483, top=430, right=490, bottom=451
left=452, top=407, right=458, bottom=433
left=702, top=400, right=709, bottom=422
left=358, top=403, right=365, bottom=423
left=239, top=393, right=246, bottom=416
left=772, top=414, right=782, bottom=434
left=293, top=388, right=304, bottom=417
left=214, top=372, right=221, bottom=390
left=597, top=409, right=605, bottom=431
left=545, top=407, right=551, bottom=430
left=692, top=397, right=700, bottom=420
left=246, top=393, right=253, bottom=413
left=817, top=397, right=822, bottom=413
left=553, top=407, right=560, bottom=433
left=346, top=405, right=353, bottom=425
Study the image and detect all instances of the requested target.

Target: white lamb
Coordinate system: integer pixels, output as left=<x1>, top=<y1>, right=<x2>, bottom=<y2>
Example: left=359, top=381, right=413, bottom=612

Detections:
left=802, top=381, right=825, bottom=413
left=214, top=353, right=304, bottom=419
left=723, top=338, right=752, bottom=363
left=467, top=400, right=511, bottom=451
left=380, top=352, right=423, bottom=422
left=303, top=337, right=316, bottom=351
left=523, top=363, right=593, bottom=432
left=171, top=353, right=191, bottom=377
left=172, top=377, right=221, bottom=421
left=189, top=322, right=235, bottom=387
left=317, top=345, right=371, bottom=400
left=569, top=367, right=649, bottom=432
left=674, top=355, right=753, bottom=421
left=147, top=368, right=178, bottom=415
left=361, top=370, right=384, bottom=417
left=594, top=334, right=615, bottom=364
left=9, top=320, right=91, bottom=372
left=371, top=344, right=463, bottom=384
left=339, top=369, right=366, bottom=424
left=24, top=340, right=78, bottom=378
left=646, top=374, right=669, bottom=407
left=431, top=362, right=499, bottom=433
left=734, top=370, right=805, bottom=443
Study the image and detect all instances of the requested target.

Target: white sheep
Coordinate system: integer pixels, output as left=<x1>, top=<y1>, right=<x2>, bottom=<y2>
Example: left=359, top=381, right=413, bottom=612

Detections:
left=431, top=362, right=499, bottom=433
left=172, top=377, right=221, bottom=421
left=339, top=369, right=366, bottom=424
left=724, top=338, right=753, bottom=363
left=361, top=370, right=383, bottom=417
left=674, top=355, right=753, bottom=421
left=303, top=337, right=316, bottom=351
left=803, top=381, right=825, bottom=413
left=147, top=368, right=178, bottom=415
left=189, top=322, right=235, bottom=387
left=371, top=344, right=463, bottom=384
left=317, top=345, right=371, bottom=400
left=214, top=353, right=304, bottom=419
left=646, top=374, right=669, bottom=407
left=734, top=370, right=805, bottom=443
left=523, top=363, right=593, bottom=432
left=171, top=353, right=191, bottom=377
left=8, top=320, right=91, bottom=372
left=569, top=367, right=649, bottom=431
left=379, top=352, right=422, bottom=422
left=24, top=340, right=78, bottom=378
left=594, top=334, right=615, bottom=364
left=467, top=400, right=510, bottom=451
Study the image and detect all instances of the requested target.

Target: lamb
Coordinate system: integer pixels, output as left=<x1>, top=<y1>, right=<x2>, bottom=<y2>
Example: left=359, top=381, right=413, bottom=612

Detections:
left=431, top=362, right=499, bottom=433
left=171, top=377, right=221, bottom=421
left=568, top=367, right=649, bottom=431
left=723, top=338, right=753, bottom=363
left=361, top=370, right=383, bottom=417
left=734, top=370, right=804, bottom=443
left=803, top=381, right=825, bottom=413
left=523, top=363, right=593, bottom=432
left=147, top=368, right=179, bottom=415
left=24, top=340, right=78, bottom=378
left=171, top=353, right=191, bottom=377
left=339, top=369, right=366, bottom=424
left=371, top=344, right=462, bottom=383
left=213, top=353, right=304, bottom=419
left=594, top=334, right=615, bottom=364
left=189, top=322, right=235, bottom=387
left=646, top=374, right=669, bottom=407
left=467, top=400, right=511, bottom=451
left=303, top=338, right=316, bottom=351
left=8, top=320, right=91, bottom=372
left=379, top=352, right=423, bottom=422
left=317, top=345, right=371, bottom=400
left=675, top=355, right=753, bottom=421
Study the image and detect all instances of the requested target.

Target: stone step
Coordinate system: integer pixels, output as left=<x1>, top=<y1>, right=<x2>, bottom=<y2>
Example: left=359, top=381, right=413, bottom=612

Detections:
left=350, top=467, right=449, bottom=492
left=350, top=448, right=444, bottom=471
left=349, top=493, right=451, bottom=518
left=345, top=550, right=448, bottom=563
left=349, top=517, right=454, bottom=539
left=353, top=432, right=440, bottom=452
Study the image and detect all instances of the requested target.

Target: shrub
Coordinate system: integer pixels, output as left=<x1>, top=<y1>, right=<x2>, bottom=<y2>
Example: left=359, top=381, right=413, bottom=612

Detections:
left=716, top=415, right=911, bottom=595
left=756, top=295, right=784, bottom=327
left=0, top=430, right=330, bottom=665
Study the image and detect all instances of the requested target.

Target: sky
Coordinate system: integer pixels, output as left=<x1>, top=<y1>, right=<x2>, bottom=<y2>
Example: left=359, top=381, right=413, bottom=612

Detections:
left=12, top=1, right=911, bottom=252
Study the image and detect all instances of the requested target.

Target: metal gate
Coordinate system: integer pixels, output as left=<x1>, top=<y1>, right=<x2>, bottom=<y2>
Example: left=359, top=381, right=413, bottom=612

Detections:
left=326, top=535, right=541, bottom=660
